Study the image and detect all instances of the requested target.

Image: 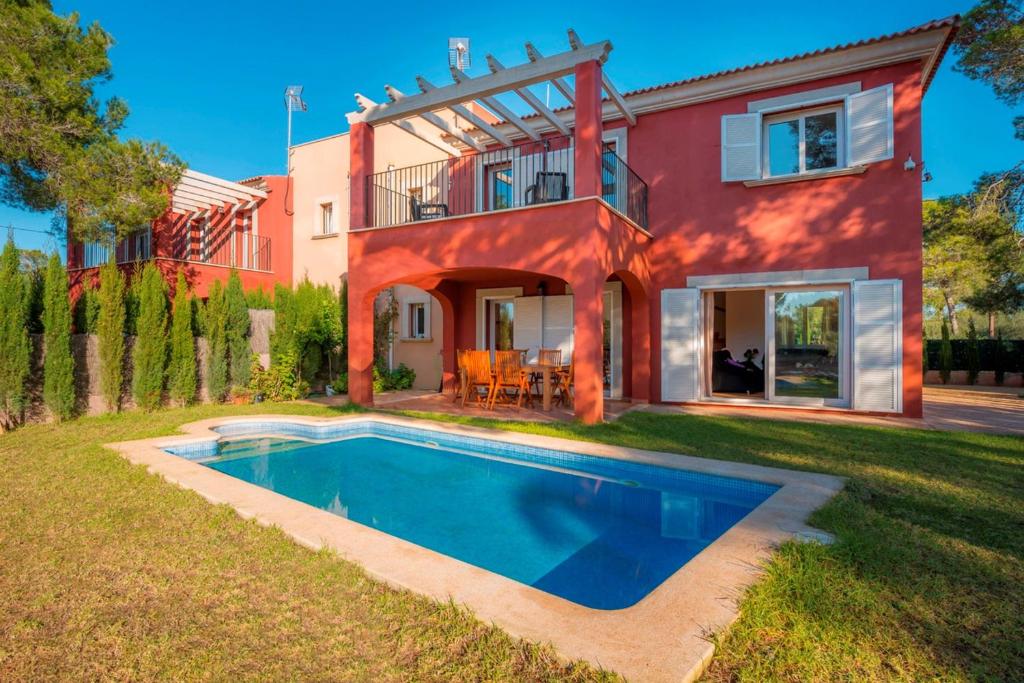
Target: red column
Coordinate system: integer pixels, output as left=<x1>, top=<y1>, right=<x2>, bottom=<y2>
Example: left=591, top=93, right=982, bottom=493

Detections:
left=349, top=122, right=375, bottom=229
left=573, top=60, right=603, bottom=199
left=571, top=274, right=605, bottom=424
left=348, top=285, right=375, bottom=406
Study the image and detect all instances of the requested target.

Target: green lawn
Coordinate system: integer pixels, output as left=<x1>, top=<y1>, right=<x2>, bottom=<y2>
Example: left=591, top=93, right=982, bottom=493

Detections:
left=1, top=404, right=1022, bottom=681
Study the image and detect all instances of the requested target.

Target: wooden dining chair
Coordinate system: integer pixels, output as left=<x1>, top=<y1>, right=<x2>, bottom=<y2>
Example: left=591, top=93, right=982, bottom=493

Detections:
left=461, top=350, right=494, bottom=408
left=488, top=350, right=531, bottom=409
left=452, top=349, right=467, bottom=402
left=530, top=348, right=562, bottom=396
left=554, top=356, right=574, bottom=407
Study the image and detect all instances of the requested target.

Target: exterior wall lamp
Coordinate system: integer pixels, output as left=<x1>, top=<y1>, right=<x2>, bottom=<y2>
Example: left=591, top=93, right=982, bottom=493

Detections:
left=903, top=154, right=917, bottom=171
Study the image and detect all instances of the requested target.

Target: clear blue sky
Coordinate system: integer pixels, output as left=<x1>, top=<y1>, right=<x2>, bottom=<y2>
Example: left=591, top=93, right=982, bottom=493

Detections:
left=4, top=0, right=1021, bottom=253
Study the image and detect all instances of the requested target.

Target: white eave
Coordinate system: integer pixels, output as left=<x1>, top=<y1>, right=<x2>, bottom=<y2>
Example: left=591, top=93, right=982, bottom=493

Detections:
left=170, top=169, right=268, bottom=216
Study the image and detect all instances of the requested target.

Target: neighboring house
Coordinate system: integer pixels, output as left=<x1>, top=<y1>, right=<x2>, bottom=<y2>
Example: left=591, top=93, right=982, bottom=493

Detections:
left=288, top=108, right=498, bottom=390
left=340, top=17, right=959, bottom=422
left=67, top=170, right=293, bottom=300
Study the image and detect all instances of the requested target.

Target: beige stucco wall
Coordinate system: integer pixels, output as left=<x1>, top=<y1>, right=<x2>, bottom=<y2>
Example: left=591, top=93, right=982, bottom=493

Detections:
left=725, top=289, right=766, bottom=361
left=289, top=123, right=454, bottom=390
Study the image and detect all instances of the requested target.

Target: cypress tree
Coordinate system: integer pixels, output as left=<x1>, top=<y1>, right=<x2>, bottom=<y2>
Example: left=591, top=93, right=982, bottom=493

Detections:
left=965, top=318, right=981, bottom=386
left=0, top=238, right=30, bottom=430
left=97, top=258, right=126, bottom=411
left=225, top=270, right=251, bottom=391
left=42, top=252, right=75, bottom=421
left=993, top=330, right=1007, bottom=386
left=205, top=279, right=228, bottom=402
left=131, top=263, right=168, bottom=410
left=939, top=319, right=953, bottom=385
left=169, top=270, right=197, bottom=405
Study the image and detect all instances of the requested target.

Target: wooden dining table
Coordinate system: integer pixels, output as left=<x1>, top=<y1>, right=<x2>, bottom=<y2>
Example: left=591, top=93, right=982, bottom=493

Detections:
left=523, top=362, right=564, bottom=411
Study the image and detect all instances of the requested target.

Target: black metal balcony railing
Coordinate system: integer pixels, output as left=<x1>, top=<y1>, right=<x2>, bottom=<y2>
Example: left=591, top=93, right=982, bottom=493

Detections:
left=366, top=134, right=649, bottom=231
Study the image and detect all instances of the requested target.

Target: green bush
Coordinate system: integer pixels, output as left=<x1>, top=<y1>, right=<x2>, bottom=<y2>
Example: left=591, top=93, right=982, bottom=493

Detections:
left=994, top=331, right=1007, bottom=385
left=26, top=264, right=44, bottom=334
left=97, top=259, right=126, bottom=411
left=42, top=252, right=75, bottom=421
left=373, top=363, right=416, bottom=393
left=248, top=351, right=308, bottom=402
left=124, top=266, right=142, bottom=336
left=73, top=286, right=100, bottom=334
left=225, top=270, right=251, bottom=391
left=939, top=319, right=953, bottom=385
left=205, top=279, right=228, bottom=403
left=131, top=263, right=168, bottom=411
left=168, top=270, right=196, bottom=406
left=0, top=238, right=30, bottom=429
left=246, top=284, right=273, bottom=309
left=271, top=279, right=342, bottom=384
left=330, top=372, right=348, bottom=394
left=965, top=318, right=981, bottom=385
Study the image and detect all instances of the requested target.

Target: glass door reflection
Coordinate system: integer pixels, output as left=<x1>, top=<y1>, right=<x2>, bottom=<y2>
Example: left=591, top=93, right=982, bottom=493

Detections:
left=772, top=290, right=842, bottom=401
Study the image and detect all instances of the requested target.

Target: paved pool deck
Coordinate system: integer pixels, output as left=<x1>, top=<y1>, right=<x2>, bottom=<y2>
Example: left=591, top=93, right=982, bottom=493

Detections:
left=108, top=413, right=844, bottom=683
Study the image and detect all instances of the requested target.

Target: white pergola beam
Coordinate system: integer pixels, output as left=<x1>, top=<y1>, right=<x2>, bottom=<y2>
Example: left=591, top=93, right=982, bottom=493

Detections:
left=349, top=40, right=611, bottom=126
left=172, top=197, right=208, bottom=213
left=356, top=93, right=462, bottom=158
left=568, top=29, right=636, bottom=125
left=486, top=55, right=570, bottom=136
left=450, top=66, right=541, bottom=141
left=525, top=42, right=575, bottom=104
left=416, top=76, right=514, bottom=148
left=181, top=168, right=267, bottom=199
left=385, top=85, right=487, bottom=152
left=176, top=179, right=254, bottom=204
left=174, top=188, right=228, bottom=208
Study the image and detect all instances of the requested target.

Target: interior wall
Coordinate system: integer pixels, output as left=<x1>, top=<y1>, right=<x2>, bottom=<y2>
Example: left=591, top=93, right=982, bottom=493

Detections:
left=723, top=289, right=765, bottom=364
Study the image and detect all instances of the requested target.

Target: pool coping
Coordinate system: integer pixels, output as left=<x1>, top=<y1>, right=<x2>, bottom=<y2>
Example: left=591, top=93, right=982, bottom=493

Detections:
left=107, top=413, right=845, bottom=682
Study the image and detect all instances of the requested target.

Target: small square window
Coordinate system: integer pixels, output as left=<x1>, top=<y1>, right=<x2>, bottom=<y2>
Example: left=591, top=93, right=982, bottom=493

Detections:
left=408, top=302, right=427, bottom=339
left=319, top=202, right=335, bottom=235
left=764, top=106, right=843, bottom=178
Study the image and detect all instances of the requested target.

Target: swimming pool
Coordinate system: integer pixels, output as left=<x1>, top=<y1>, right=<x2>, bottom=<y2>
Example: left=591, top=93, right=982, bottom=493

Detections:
left=165, top=420, right=779, bottom=610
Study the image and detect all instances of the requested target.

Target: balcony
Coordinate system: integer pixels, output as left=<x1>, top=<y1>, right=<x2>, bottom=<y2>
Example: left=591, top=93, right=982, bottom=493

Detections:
left=366, top=135, right=648, bottom=230
left=166, top=229, right=272, bottom=272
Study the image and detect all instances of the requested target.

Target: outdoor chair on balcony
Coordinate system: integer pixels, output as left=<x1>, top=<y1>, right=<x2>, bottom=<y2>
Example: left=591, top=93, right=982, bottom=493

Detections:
left=524, top=172, right=568, bottom=205
left=410, top=197, right=449, bottom=221
left=488, top=350, right=531, bottom=409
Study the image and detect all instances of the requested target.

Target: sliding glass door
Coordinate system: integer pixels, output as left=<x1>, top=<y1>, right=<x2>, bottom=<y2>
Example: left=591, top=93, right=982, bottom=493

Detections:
left=766, top=288, right=848, bottom=406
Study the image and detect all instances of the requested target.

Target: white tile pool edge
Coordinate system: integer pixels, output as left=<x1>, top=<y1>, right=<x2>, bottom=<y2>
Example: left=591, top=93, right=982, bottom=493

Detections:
left=107, top=413, right=845, bottom=683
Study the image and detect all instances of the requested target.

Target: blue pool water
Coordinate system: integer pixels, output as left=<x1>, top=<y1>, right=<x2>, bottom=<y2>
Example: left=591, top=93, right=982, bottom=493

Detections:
left=173, top=423, right=778, bottom=609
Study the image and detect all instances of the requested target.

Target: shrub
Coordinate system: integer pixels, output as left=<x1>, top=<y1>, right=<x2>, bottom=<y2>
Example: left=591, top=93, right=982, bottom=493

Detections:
left=168, top=270, right=197, bottom=406
left=225, top=270, right=251, bottom=391
left=374, top=288, right=398, bottom=373
left=993, top=331, right=1007, bottom=385
left=97, top=259, right=126, bottom=411
left=373, top=363, right=416, bottom=393
left=73, top=286, right=100, bottom=334
left=42, top=252, right=75, bottom=421
left=270, top=283, right=296, bottom=365
left=339, top=278, right=348, bottom=362
left=0, top=238, right=30, bottom=429
left=205, top=279, right=229, bottom=403
left=965, top=318, right=981, bottom=385
left=939, top=319, right=953, bottom=385
left=124, top=266, right=142, bottom=336
left=26, top=264, right=44, bottom=334
left=248, top=351, right=308, bottom=402
left=131, top=263, right=168, bottom=411
left=271, top=279, right=342, bottom=384
left=246, top=284, right=273, bottom=309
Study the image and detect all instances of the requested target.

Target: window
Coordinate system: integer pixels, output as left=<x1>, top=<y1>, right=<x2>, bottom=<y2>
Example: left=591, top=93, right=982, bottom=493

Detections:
left=485, top=164, right=512, bottom=210
left=82, top=241, right=112, bottom=268
left=408, top=302, right=427, bottom=339
left=764, top=106, right=842, bottom=178
left=319, top=201, right=335, bottom=235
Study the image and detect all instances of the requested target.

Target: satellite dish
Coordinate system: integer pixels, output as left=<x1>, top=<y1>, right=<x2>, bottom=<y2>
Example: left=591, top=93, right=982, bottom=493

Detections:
left=448, top=37, right=471, bottom=70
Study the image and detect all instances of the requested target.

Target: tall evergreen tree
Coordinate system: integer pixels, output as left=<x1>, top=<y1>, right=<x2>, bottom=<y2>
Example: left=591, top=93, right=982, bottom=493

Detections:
left=0, top=238, right=30, bottom=430
left=225, top=270, right=251, bottom=391
left=97, top=259, right=126, bottom=411
left=205, top=279, right=228, bottom=402
left=42, top=252, right=75, bottom=421
left=939, top=319, right=954, bottom=385
left=168, top=270, right=197, bottom=405
left=131, top=263, right=168, bottom=410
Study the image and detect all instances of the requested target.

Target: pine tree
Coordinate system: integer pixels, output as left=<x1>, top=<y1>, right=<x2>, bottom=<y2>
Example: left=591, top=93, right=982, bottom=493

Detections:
left=0, top=238, right=30, bottom=430
left=131, top=263, right=168, bottom=410
left=225, top=270, right=251, bottom=391
left=168, top=270, right=197, bottom=405
left=97, top=258, right=126, bottom=411
left=939, top=319, right=954, bottom=385
left=205, top=279, right=228, bottom=402
left=42, top=252, right=75, bottom=421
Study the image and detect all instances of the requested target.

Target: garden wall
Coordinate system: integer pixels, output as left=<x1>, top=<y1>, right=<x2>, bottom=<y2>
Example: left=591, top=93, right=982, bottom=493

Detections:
left=923, top=339, right=1024, bottom=387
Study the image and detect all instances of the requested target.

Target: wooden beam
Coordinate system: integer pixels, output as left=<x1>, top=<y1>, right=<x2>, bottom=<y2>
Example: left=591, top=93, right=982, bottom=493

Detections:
left=486, top=54, right=570, bottom=136
left=568, top=29, right=636, bottom=125
left=385, top=85, right=487, bottom=152
left=416, top=75, right=514, bottom=147
left=349, top=40, right=611, bottom=125
left=356, top=93, right=462, bottom=158
left=176, top=179, right=252, bottom=205
left=174, top=188, right=232, bottom=208
left=450, top=66, right=541, bottom=141
left=181, top=168, right=267, bottom=199
left=525, top=42, right=575, bottom=104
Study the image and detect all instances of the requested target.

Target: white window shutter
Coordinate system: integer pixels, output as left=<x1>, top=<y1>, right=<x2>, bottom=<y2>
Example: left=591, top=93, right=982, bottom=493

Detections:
left=541, top=295, right=574, bottom=362
left=853, top=279, right=902, bottom=413
left=846, top=84, right=894, bottom=166
left=721, top=113, right=761, bottom=181
left=513, top=296, right=542, bottom=363
left=661, top=288, right=700, bottom=402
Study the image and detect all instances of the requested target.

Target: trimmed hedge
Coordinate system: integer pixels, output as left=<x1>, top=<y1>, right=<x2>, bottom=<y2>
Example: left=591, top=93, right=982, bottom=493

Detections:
left=924, top=339, right=1024, bottom=373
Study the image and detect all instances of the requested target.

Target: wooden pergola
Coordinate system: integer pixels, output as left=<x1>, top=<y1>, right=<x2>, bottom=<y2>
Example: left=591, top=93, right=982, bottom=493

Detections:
left=169, top=169, right=267, bottom=218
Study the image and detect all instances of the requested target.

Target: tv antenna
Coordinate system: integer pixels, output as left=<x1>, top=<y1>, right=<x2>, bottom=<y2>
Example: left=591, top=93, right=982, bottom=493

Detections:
left=284, top=85, right=307, bottom=172
left=448, top=37, right=471, bottom=71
